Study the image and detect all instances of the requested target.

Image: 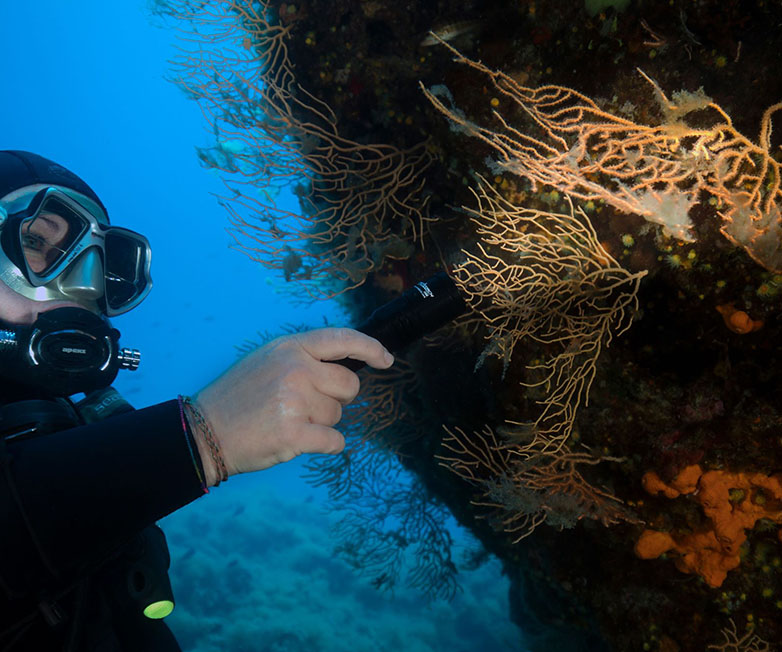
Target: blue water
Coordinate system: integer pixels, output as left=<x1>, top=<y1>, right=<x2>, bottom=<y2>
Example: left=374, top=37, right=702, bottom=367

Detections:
left=0, top=2, right=522, bottom=649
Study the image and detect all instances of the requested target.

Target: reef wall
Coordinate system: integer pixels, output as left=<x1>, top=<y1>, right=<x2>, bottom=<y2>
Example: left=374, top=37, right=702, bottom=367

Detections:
left=157, top=0, right=782, bottom=649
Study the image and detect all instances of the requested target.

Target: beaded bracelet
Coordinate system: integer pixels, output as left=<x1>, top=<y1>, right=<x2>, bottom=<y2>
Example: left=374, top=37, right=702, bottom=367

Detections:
left=180, top=395, right=229, bottom=486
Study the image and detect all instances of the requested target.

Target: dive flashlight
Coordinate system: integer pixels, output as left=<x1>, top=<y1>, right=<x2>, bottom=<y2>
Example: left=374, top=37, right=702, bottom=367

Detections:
left=332, top=271, right=467, bottom=371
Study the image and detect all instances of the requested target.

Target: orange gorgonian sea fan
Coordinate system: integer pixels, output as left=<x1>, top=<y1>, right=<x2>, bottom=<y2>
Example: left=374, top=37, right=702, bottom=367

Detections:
left=423, top=38, right=782, bottom=272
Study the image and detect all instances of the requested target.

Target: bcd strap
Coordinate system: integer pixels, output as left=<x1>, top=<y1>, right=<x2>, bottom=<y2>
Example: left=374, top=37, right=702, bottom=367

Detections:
left=0, top=400, right=81, bottom=442
left=75, top=387, right=134, bottom=424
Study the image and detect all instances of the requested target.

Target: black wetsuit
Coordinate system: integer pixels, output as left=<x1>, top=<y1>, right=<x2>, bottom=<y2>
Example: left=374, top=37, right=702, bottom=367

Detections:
left=0, top=396, right=205, bottom=651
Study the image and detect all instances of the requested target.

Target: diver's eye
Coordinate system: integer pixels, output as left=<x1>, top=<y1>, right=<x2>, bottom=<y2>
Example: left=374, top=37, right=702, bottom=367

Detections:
left=21, top=232, right=47, bottom=251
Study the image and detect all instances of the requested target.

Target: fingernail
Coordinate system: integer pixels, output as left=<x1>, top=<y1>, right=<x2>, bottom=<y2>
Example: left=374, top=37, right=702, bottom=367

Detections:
left=384, top=349, right=394, bottom=366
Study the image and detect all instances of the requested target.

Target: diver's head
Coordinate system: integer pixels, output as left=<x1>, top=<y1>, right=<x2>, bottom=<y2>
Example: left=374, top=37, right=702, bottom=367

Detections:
left=0, top=151, right=145, bottom=397
left=0, top=150, right=152, bottom=320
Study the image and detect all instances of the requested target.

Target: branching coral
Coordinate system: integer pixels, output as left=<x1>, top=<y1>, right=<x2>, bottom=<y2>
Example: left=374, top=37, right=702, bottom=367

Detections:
left=423, top=38, right=782, bottom=272
left=158, top=0, right=433, bottom=299
left=330, top=470, right=459, bottom=601
left=434, top=178, right=644, bottom=542
left=707, top=618, right=771, bottom=652
left=304, top=362, right=421, bottom=499
left=454, top=180, right=646, bottom=452
left=438, top=424, right=638, bottom=542
left=636, top=464, right=782, bottom=587
left=304, top=362, right=459, bottom=600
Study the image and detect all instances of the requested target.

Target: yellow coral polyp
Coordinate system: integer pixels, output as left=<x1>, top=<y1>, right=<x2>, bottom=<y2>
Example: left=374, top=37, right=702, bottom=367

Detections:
left=636, top=465, right=782, bottom=587
left=756, top=283, right=778, bottom=299
left=665, top=253, right=682, bottom=268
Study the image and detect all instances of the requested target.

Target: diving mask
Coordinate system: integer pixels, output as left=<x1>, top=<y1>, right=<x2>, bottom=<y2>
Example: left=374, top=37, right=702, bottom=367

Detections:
left=0, top=186, right=152, bottom=316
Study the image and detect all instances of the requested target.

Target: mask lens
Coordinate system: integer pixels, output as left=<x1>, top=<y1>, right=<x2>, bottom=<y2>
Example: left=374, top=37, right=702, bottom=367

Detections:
left=104, top=230, right=149, bottom=311
left=20, top=196, right=88, bottom=277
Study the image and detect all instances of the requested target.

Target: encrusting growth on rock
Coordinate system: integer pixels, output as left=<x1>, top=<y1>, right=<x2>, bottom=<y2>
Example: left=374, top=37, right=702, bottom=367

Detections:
left=715, top=303, right=764, bottom=334
left=635, top=464, right=782, bottom=587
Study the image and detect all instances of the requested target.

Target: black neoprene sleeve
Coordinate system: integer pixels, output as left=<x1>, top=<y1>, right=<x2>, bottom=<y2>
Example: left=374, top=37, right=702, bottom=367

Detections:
left=0, top=399, right=205, bottom=598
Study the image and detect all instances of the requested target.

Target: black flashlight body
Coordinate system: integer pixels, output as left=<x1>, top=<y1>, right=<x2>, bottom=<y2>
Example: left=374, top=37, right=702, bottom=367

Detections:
left=331, top=271, right=467, bottom=371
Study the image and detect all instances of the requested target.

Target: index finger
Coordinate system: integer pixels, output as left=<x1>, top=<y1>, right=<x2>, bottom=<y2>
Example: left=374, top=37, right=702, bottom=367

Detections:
left=294, top=327, right=394, bottom=370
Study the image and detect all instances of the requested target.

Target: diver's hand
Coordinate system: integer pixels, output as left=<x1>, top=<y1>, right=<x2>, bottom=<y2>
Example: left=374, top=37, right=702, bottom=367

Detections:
left=189, top=327, right=394, bottom=486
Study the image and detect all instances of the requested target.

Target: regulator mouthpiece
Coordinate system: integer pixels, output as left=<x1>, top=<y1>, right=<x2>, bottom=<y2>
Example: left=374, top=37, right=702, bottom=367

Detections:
left=0, top=307, right=140, bottom=396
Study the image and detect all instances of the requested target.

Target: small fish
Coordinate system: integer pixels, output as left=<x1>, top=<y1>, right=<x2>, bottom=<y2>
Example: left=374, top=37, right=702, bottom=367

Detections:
left=370, top=572, right=395, bottom=590
left=421, top=20, right=482, bottom=47
left=281, top=246, right=303, bottom=281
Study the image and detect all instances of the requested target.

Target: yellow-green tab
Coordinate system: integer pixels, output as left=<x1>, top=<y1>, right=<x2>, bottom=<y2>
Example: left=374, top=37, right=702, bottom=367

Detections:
left=143, top=600, right=174, bottom=619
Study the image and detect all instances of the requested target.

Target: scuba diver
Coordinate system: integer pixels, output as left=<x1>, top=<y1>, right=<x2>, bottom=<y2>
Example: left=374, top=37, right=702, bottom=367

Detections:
left=0, top=150, right=394, bottom=650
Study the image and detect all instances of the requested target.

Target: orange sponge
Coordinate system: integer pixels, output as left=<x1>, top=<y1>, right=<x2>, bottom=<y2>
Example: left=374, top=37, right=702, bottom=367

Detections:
left=716, top=303, right=764, bottom=334
left=642, top=464, right=702, bottom=498
left=635, top=465, right=782, bottom=587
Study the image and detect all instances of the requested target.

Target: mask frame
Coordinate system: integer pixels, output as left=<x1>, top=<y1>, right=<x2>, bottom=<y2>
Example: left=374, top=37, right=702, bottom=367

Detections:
left=0, top=186, right=152, bottom=316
